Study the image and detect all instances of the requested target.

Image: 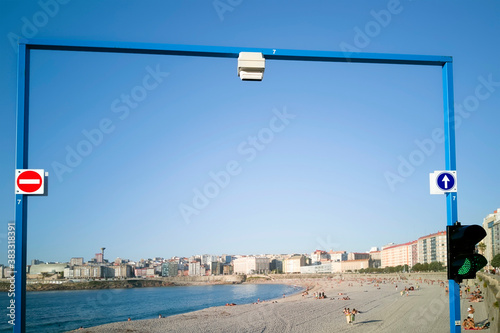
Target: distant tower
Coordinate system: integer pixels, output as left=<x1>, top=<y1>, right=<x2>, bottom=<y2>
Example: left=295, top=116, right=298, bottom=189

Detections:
left=96, top=247, right=106, bottom=263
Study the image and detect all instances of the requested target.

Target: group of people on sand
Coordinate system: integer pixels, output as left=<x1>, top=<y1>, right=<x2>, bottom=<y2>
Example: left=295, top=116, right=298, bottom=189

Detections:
left=333, top=292, right=349, bottom=300
left=469, top=288, right=484, bottom=302
left=462, top=317, right=490, bottom=330
left=461, top=303, right=490, bottom=330
left=445, top=283, right=484, bottom=303
left=343, top=308, right=358, bottom=324
left=400, top=286, right=412, bottom=296
left=314, top=291, right=327, bottom=299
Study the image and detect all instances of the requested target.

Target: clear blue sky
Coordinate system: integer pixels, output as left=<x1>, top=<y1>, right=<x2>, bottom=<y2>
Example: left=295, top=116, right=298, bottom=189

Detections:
left=1, top=1, right=499, bottom=264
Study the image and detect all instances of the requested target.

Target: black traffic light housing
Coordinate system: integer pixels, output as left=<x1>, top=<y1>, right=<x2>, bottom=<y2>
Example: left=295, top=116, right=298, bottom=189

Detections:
left=447, top=222, right=487, bottom=284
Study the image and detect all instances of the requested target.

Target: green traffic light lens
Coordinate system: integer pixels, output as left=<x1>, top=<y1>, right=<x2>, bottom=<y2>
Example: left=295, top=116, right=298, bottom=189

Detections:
left=458, top=258, right=471, bottom=275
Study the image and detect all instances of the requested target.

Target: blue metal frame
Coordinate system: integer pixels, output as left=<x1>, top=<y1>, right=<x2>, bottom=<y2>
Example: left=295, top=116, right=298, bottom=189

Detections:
left=14, top=39, right=458, bottom=332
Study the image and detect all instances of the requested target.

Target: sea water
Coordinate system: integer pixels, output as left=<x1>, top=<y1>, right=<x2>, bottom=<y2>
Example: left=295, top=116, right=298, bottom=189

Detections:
left=0, top=284, right=301, bottom=332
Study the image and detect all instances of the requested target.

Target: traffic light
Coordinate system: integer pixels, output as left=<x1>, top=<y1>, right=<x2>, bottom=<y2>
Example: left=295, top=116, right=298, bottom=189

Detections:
left=447, top=222, right=488, bottom=283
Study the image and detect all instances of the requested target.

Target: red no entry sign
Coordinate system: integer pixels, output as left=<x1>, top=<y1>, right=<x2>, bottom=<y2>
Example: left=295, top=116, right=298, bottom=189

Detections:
left=15, top=169, right=45, bottom=195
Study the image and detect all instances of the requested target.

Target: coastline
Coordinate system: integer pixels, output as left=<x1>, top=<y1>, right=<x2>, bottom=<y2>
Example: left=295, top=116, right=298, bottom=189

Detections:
left=0, top=275, right=246, bottom=292
left=68, top=273, right=465, bottom=333
left=0, top=279, right=175, bottom=292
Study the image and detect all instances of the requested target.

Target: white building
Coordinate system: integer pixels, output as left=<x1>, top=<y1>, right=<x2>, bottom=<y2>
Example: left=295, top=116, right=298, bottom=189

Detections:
left=201, top=254, right=218, bottom=265
left=300, top=263, right=332, bottom=274
left=283, top=256, right=307, bottom=273
left=328, top=251, right=347, bottom=262
left=331, top=260, right=372, bottom=273
left=112, top=264, right=133, bottom=278
left=482, top=208, right=500, bottom=263
left=233, top=257, right=269, bottom=274
left=70, top=257, right=84, bottom=266
left=310, top=250, right=329, bottom=264
left=342, top=259, right=371, bottom=272
left=30, top=263, right=68, bottom=275
left=188, top=262, right=201, bottom=276
left=64, top=265, right=114, bottom=279
left=417, top=231, right=447, bottom=266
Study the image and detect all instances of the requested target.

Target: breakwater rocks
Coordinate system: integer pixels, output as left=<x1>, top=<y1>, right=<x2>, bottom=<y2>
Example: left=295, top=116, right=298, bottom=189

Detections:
left=0, top=279, right=174, bottom=292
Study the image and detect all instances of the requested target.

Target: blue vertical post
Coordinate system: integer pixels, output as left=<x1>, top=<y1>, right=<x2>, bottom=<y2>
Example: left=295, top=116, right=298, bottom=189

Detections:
left=443, top=61, right=459, bottom=332
left=14, top=41, right=29, bottom=333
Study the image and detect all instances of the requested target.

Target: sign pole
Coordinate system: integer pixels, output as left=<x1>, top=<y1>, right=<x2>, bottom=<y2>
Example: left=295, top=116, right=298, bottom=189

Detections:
left=14, top=41, right=29, bottom=333
left=443, top=61, right=460, bottom=332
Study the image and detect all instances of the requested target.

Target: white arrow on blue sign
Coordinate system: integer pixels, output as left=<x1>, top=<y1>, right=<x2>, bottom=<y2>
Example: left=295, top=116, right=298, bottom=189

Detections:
left=436, top=171, right=456, bottom=191
left=429, top=170, right=457, bottom=194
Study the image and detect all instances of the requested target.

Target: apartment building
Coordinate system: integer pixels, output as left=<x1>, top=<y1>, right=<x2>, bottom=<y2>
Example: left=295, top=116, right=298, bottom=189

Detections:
left=112, top=264, right=133, bottom=278
left=342, top=259, right=371, bottom=272
left=70, top=257, right=84, bottom=266
left=311, top=250, right=329, bottom=264
left=328, top=250, right=347, bottom=262
left=417, top=231, right=447, bottom=266
left=482, top=208, right=500, bottom=263
left=283, top=255, right=307, bottom=273
left=348, top=252, right=370, bottom=261
left=381, top=241, right=416, bottom=268
left=233, top=257, right=270, bottom=274
left=65, top=265, right=115, bottom=279
left=188, top=261, right=201, bottom=276
left=162, top=261, right=179, bottom=277
left=300, top=262, right=332, bottom=274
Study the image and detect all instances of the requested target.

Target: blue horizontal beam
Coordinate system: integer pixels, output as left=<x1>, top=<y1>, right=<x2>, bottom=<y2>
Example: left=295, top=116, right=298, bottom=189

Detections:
left=21, top=39, right=451, bottom=66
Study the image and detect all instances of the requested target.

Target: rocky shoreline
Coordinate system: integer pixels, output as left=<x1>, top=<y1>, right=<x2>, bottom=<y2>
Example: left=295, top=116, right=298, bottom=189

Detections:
left=0, top=279, right=174, bottom=292
left=0, top=275, right=246, bottom=292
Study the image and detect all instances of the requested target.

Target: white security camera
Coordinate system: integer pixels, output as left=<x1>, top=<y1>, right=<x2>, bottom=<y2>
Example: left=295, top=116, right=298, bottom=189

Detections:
left=238, top=52, right=265, bottom=81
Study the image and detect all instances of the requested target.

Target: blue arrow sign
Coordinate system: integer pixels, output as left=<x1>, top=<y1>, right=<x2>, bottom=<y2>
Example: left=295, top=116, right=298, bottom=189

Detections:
left=436, top=172, right=456, bottom=191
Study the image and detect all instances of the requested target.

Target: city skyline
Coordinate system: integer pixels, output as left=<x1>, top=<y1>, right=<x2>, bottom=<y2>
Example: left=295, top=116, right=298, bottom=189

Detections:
left=22, top=227, right=447, bottom=267
left=21, top=226, right=452, bottom=280
left=1, top=2, right=499, bottom=264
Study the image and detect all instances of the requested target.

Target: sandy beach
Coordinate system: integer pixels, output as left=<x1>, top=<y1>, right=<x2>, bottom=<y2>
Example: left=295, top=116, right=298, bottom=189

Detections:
left=72, top=275, right=488, bottom=333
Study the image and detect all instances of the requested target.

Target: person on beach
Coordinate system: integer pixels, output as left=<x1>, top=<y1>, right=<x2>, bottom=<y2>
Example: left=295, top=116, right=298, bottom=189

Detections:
left=468, top=304, right=475, bottom=319
left=463, top=318, right=474, bottom=329
left=344, top=308, right=351, bottom=324
left=351, top=308, right=357, bottom=324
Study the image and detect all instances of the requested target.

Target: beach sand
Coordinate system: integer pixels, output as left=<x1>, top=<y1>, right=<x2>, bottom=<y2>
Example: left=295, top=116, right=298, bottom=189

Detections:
left=72, top=276, right=487, bottom=333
